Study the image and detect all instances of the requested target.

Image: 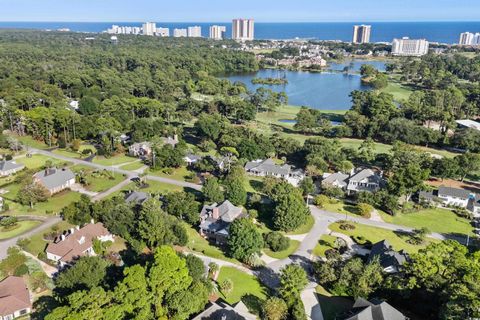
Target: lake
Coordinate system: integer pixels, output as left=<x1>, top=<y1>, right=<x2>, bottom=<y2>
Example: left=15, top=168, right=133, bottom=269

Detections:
left=226, top=60, right=386, bottom=110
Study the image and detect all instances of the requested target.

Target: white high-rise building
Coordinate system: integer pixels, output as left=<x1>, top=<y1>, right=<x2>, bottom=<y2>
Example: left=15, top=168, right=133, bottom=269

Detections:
left=392, top=37, right=429, bottom=56
left=187, top=26, right=202, bottom=38
left=459, top=32, right=475, bottom=45
left=142, top=22, right=156, bottom=36
left=156, top=27, right=170, bottom=37
left=352, top=25, right=371, bottom=44
left=474, top=33, right=480, bottom=45
left=209, top=25, right=227, bottom=40
left=232, top=19, right=254, bottom=41
left=173, top=28, right=188, bottom=38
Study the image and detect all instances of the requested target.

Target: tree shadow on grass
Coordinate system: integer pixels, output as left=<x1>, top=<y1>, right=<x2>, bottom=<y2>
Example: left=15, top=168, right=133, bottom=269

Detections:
left=241, top=293, right=265, bottom=316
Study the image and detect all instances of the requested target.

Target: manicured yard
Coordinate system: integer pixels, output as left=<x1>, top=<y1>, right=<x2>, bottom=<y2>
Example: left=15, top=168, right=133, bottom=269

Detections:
left=148, top=166, right=193, bottom=182
left=16, top=154, right=70, bottom=170
left=329, top=222, right=435, bottom=253
left=71, top=165, right=126, bottom=192
left=0, top=220, right=41, bottom=239
left=380, top=79, right=413, bottom=102
left=23, top=220, right=73, bottom=257
left=14, top=135, right=49, bottom=149
left=379, top=207, right=474, bottom=237
left=217, top=266, right=267, bottom=305
left=287, top=214, right=315, bottom=235
left=184, top=223, right=237, bottom=263
left=141, top=180, right=184, bottom=193
left=313, top=234, right=338, bottom=257
left=263, top=239, right=300, bottom=259
left=119, top=161, right=145, bottom=171
left=316, top=285, right=353, bottom=320
left=2, top=188, right=82, bottom=216
left=93, top=154, right=138, bottom=166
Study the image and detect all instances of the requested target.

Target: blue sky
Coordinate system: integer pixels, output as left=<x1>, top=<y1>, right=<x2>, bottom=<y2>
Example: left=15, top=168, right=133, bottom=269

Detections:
left=0, top=0, right=479, bottom=22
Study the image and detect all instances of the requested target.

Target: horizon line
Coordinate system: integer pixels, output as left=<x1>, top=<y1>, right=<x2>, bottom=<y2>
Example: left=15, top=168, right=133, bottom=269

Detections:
left=1, top=20, right=480, bottom=24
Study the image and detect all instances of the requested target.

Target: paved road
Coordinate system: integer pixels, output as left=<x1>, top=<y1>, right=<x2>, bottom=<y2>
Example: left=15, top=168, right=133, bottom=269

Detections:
left=0, top=216, right=61, bottom=260
left=30, top=148, right=202, bottom=191
left=91, top=177, right=133, bottom=202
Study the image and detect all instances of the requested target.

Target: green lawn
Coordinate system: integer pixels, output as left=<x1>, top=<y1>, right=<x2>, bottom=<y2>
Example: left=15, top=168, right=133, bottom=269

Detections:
left=263, top=239, right=300, bottom=259
left=71, top=165, right=126, bottom=192
left=379, top=207, right=474, bottom=237
left=93, top=154, right=138, bottom=166
left=217, top=266, right=268, bottom=305
left=329, top=222, right=435, bottom=253
left=14, top=135, right=49, bottom=149
left=23, top=220, right=73, bottom=256
left=316, top=286, right=353, bottom=320
left=3, top=188, right=82, bottom=216
left=313, top=234, right=338, bottom=257
left=287, top=214, right=315, bottom=235
left=119, top=161, right=145, bottom=171
left=148, top=166, right=193, bottom=182
left=380, top=80, right=413, bottom=102
left=184, top=223, right=237, bottom=263
left=16, top=154, right=70, bottom=170
left=0, top=220, right=41, bottom=239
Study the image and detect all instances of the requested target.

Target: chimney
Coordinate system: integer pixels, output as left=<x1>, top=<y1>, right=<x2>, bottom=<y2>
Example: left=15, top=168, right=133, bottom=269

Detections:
left=90, top=218, right=95, bottom=224
left=60, top=234, right=65, bottom=241
left=70, top=228, right=75, bottom=235
left=212, top=207, right=220, bottom=220
left=76, top=225, right=80, bottom=230
left=174, top=134, right=178, bottom=142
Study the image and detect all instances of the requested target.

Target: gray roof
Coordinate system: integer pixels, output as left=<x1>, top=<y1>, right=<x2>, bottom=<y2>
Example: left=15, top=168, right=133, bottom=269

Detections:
left=322, top=172, right=349, bottom=188
left=199, top=200, right=244, bottom=236
left=125, top=191, right=150, bottom=205
left=34, top=167, right=75, bottom=190
left=192, top=301, right=256, bottom=320
left=0, top=160, right=24, bottom=172
left=349, top=169, right=381, bottom=184
left=245, top=159, right=291, bottom=176
left=216, top=200, right=243, bottom=223
left=368, top=240, right=408, bottom=271
left=185, top=154, right=202, bottom=162
left=438, top=186, right=471, bottom=200
left=346, top=298, right=406, bottom=320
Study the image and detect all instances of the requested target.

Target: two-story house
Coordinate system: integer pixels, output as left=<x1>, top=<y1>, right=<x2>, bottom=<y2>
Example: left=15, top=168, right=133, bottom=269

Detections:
left=199, top=200, right=244, bottom=245
left=322, top=168, right=384, bottom=195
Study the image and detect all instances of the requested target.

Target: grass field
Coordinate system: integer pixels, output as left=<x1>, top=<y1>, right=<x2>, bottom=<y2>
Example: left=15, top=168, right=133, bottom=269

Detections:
left=14, top=135, right=49, bottom=149
left=263, top=239, right=300, bottom=259
left=16, top=154, right=70, bottom=170
left=0, top=220, right=41, bottom=239
left=217, top=266, right=268, bottom=305
left=313, top=234, right=338, bottom=257
left=379, top=207, right=474, bottom=237
left=119, top=161, right=145, bottom=171
left=93, top=154, right=138, bottom=166
left=148, top=166, right=193, bottom=182
left=380, top=79, right=413, bottom=102
left=184, top=224, right=237, bottom=263
left=71, top=165, right=126, bottom=192
left=329, top=222, right=435, bottom=253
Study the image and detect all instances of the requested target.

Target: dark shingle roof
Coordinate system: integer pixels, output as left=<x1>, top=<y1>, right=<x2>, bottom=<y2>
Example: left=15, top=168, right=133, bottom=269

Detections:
left=124, top=191, right=150, bottom=205
left=245, top=159, right=291, bottom=176
left=346, top=298, right=406, bottom=320
left=368, top=240, right=408, bottom=271
left=438, top=186, right=471, bottom=200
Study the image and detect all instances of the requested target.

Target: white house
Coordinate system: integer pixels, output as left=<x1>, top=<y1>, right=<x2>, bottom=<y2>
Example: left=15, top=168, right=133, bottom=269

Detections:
left=46, top=221, right=113, bottom=267
left=420, top=186, right=479, bottom=216
left=244, top=159, right=305, bottom=187
left=33, top=167, right=75, bottom=195
left=0, top=276, right=32, bottom=320
left=322, top=168, right=384, bottom=195
left=0, top=160, right=24, bottom=177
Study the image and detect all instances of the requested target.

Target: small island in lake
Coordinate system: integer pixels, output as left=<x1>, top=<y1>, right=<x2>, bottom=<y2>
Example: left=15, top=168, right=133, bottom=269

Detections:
left=251, top=77, right=288, bottom=85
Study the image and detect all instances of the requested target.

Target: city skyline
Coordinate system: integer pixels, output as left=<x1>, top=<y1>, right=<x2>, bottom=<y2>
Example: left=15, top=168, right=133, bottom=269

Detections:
left=1, top=0, right=480, bottom=22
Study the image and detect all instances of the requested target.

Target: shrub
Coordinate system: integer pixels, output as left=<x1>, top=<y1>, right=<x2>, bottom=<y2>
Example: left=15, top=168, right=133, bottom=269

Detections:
left=16, top=238, right=31, bottom=249
left=339, top=222, right=355, bottom=230
left=264, top=231, right=290, bottom=252
left=162, top=168, right=174, bottom=175
left=314, top=195, right=329, bottom=208
left=14, top=264, right=29, bottom=276
left=352, top=236, right=371, bottom=246
left=37, top=252, right=47, bottom=261
left=453, top=208, right=473, bottom=220
left=244, top=253, right=265, bottom=268
left=0, top=216, right=18, bottom=228
left=356, top=203, right=373, bottom=218
left=220, top=278, right=233, bottom=295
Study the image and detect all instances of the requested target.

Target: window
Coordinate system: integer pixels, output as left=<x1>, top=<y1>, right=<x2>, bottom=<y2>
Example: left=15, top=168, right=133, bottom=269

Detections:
left=20, top=309, right=28, bottom=315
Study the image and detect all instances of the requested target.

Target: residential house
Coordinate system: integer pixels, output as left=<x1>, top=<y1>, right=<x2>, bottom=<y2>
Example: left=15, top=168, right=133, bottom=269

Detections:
left=124, top=191, right=150, bottom=206
left=344, top=297, right=407, bottom=320
left=129, top=142, right=152, bottom=157
left=368, top=240, right=408, bottom=274
left=199, top=200, right=244, bottom=245
left=467, top=194, right=480, bottom=217
left=322, top=168, right=383, bottom=195
left=456, top=119, right=480, bottom=132
left=420, top=186, right=472, bottom=208
left=46, top=221, right=113, bottom=267
left=184, top=154, right=202, bottom=166
left=0, top=160, right=24, bottom=177
left=33, top=167, right=75, bottom=195
left=193, top=301, right=256, bottom=320
left=244, top=159, right=305, bottom=187
left=0, top=276, right=32, bottom=320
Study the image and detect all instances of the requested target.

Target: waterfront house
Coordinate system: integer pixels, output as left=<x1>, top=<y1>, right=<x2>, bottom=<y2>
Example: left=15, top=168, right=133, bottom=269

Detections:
left=0, top=276, right=32, bottom=320
left=199, top=200, right=244, bottom=245
left=0, top=160, right=24, bottom=177
left=33, top=167, right=75, bottom=195
left=244, top=159, right=305, bottom=187
left=46, top=221, right=113, bottom=267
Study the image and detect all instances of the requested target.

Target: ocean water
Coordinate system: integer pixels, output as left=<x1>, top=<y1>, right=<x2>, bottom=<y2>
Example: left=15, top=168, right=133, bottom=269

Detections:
left=0, top=21, right=479, bottom=44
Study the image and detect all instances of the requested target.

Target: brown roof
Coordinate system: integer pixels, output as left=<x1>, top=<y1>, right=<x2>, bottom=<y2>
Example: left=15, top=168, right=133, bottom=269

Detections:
left=0, top=276, right=31, bottom=316
left=46, top=222, right=110, bottom=263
